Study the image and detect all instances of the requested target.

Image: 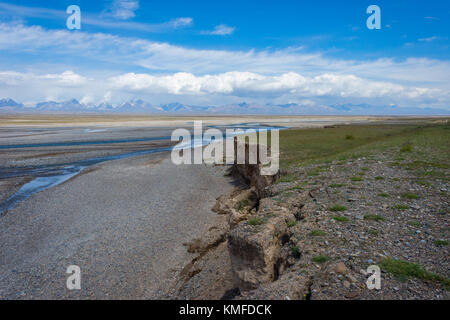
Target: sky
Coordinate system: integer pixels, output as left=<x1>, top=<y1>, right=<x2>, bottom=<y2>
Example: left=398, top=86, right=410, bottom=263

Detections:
left=0, top=0, right=449, bottom=110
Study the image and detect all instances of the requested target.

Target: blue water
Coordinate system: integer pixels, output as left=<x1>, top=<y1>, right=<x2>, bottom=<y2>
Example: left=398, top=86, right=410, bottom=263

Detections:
left=0, top=124, right=287, bottom=215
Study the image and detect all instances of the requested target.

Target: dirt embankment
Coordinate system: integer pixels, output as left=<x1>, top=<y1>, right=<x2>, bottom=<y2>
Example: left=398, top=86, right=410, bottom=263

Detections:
left=168, top=142, right=311, bottom=299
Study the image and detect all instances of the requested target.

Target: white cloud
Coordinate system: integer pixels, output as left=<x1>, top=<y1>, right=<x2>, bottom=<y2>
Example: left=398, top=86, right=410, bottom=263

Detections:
left=110, top=71, right=442, bottom=101
left=0, top=3, right=191, bottom=33
left=0, top=23, right=448, bottom=108
left=170, top=17, right=194, bottom=28
left=107, top=0, right=139, bottom=20
left=418, top=36, right=442, bottom=42
left=202, top=24, right=236, bottom=36
left=0, top=23, right=448, bottom=87
left=424, top=16, right=440, bottom=21
left=0, top=69, right=447, bottom=108
left=41, top=71, right=88, bottom=86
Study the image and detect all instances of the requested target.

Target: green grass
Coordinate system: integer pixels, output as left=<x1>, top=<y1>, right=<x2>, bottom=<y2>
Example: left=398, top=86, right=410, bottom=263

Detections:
left=377, top=192, right=390, bottom=197
left=407, top=220, right=421, bottom=228
left=368, top=229, right=379, bottom=236
left=374, top=176, right=385, bottom=180
left=312, top=255, right=330, bottom=264
left=236, top=193, right=257, bottom=211
left=236, top=199, right=250, bottom=211
left=394, top=204, right=409, bottom=210
left=380, top=258, right=450, bottom=288
left=402, top=192, right=419, bottom=200
left=364, top=214, right=385, bottom=222
left=329, top=205, right=347, bottom=212
left=278, top=173, right=298, bottom=183
left=286, top=220, right=298, bottom=228
left=278, top=123, right=450, bottom=174
left=350, top=176, right=364, bottom=182
left=309, top=230, right=327, bottom=237
left=248, top=217, right=265, bottom=226
left=291, top=246, right=301, bottom=259
left=434, top=240, right=449, bottom=246
left=400, top=143, right=413, bottom=153
left=307, top=169, right=321, bottom=177
left=345, top=134, right=355, bottom=140
left=332, top=216, right=349, bottom=222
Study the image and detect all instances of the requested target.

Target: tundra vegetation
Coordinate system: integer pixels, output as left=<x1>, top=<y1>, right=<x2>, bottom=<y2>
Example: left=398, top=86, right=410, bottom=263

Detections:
left=261, top=120, right=449, bottom=299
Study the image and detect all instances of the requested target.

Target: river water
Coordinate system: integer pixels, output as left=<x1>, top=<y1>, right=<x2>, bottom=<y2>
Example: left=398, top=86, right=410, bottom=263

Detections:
left=0, top=123, right=286, bottom=215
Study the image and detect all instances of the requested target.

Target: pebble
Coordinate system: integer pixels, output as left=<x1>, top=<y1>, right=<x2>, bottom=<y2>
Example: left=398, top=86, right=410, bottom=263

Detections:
left=334, top=262, right=348, bottom=274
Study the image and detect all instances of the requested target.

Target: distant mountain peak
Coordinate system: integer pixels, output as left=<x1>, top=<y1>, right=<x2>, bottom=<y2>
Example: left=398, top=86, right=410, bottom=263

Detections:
left=0, top=98, right=448, bottom=116
left=0, top=98, right=23, bottom=108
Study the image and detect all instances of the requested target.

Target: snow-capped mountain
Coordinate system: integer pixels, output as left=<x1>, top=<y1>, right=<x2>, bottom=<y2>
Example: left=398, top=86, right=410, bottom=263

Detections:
left=0, top=98, right=448, bottom=115
left=0, top=98, right=23, bottom=108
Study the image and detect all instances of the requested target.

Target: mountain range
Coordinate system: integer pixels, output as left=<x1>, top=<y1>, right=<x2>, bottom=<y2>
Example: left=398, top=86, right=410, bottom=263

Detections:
left=0, top=98, right=448, bottom=116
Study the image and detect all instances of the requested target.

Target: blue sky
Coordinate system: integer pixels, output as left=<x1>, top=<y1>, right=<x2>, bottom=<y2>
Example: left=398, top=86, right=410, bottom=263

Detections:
left=0, top=0, right=449, bottom=110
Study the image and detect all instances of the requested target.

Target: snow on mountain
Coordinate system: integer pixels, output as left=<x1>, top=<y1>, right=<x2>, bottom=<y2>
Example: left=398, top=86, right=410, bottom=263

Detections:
left=0, top=98, right=23, bottom=108
left=0, top=98, right=448, bottom=115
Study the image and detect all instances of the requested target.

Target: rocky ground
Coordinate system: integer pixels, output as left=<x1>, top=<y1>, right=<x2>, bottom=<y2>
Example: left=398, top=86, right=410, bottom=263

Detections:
left=257, top=152, right=449, bottom=300
left=174, top=123, right=449, bottom=300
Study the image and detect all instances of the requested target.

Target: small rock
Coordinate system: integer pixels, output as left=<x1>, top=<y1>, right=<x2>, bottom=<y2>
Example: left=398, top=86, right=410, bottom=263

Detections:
left=345, top=291, right=359, bottom=299
left=343, top=281, right=351, bottom=288
left=347, top=274, right=357, bottom=283
left=334, top=262, right=348, bottom=274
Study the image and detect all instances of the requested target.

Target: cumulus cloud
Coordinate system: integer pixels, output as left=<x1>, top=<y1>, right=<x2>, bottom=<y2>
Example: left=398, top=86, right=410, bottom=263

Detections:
left=0, top=69, right=447, bottom=108
left=202, top=24, right=236, bottom=36
left=110, top=71, right=441, bottom=101
left=41, top=71, right=88, bottom=86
